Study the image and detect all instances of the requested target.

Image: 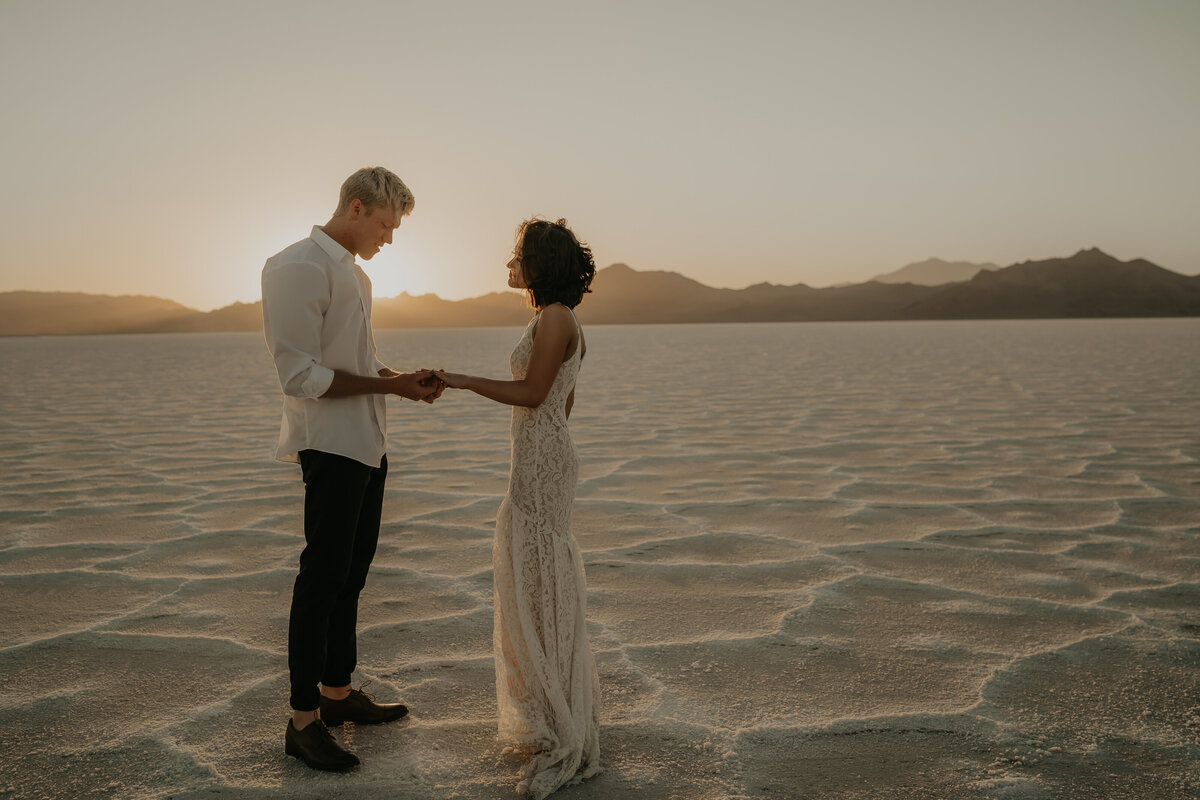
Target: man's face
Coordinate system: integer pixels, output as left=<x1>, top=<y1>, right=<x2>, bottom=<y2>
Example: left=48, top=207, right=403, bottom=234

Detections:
left=353, top=203, right=401, bottom=260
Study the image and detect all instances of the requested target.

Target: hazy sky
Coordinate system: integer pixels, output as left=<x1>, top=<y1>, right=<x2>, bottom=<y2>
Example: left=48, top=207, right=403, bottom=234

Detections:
left=2, top=0, right=1198, bottom=309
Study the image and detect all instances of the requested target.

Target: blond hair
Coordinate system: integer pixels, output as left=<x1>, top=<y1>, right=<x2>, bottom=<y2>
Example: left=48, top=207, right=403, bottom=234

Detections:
left=334, top=166, right=414, bottom=220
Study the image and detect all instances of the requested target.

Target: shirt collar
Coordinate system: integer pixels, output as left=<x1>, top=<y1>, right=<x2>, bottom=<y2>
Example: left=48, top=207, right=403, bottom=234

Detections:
left=310, top=226, right=355, bottom=269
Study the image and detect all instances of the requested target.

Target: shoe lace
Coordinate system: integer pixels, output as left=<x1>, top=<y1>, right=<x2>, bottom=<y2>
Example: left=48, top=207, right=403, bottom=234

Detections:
left=313, top=719, right=337, bottom=743
left=354, top=680, right=377, bottom=702
left=296, top=717, right=338, bottom=743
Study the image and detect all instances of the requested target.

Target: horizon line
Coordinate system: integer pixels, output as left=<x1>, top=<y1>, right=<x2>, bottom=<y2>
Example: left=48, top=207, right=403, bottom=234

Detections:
left=5, top=250, right=1199, bottom=313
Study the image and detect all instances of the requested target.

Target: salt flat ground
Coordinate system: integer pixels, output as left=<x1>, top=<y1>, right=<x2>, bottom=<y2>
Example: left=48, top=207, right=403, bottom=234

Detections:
left=1, top=319, right=1198, bottom=800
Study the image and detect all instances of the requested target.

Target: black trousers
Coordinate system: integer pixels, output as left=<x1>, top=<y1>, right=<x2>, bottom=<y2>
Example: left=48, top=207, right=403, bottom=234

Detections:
left=288, top=449, right=387, bottom=711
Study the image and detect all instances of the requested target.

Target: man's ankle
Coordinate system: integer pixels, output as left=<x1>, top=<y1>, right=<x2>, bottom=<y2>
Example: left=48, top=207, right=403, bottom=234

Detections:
left=292, top=709, right=320, bottom=730
left=321, top=684, right=351, bottom=701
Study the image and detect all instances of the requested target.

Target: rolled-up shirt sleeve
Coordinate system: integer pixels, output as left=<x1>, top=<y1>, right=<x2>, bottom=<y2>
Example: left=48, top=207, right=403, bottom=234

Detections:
left=262, top=261, right=335, bottom=399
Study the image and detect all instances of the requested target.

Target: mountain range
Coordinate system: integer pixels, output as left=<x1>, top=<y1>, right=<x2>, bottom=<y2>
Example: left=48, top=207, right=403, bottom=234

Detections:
left=2, top=249, right=1198, bottom=336
left=868, top=257, right=1000, bottom=285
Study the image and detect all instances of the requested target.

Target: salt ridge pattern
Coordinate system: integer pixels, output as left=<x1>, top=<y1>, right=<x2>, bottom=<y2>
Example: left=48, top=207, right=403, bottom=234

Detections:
left=0, top=320, right=1198, bottom=799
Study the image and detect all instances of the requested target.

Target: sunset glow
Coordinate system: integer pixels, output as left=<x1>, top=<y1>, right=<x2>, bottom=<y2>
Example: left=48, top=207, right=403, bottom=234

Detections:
left=1, top=0, right=1197, bottom=310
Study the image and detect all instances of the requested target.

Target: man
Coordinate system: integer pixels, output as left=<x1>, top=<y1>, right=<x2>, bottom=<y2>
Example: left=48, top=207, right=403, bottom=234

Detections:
left=261, top=166, right=441, bottom=772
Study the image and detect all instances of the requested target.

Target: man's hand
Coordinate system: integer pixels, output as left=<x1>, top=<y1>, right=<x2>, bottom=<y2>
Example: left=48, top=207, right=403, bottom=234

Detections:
left=386, top=370, right=440, bottom=402
left=418, top=368, right=446, bottom=403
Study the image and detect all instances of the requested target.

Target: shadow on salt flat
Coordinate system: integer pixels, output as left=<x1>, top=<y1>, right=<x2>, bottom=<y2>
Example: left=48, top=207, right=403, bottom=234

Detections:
left=1064, top=532, right=1200, bottom=583
left=1101, top=582, right=1200, bottom=637
left=974, top=632, right=1200, bottom=797
left=733, top=716, right=1001, bottom=800
left=1115, top=497, right=1200, bottom=528
left=0, top=631, right=276, bottom=794
left=0, top=724, right=216, bottom=800
left=556, top=721, right=735, bottom=800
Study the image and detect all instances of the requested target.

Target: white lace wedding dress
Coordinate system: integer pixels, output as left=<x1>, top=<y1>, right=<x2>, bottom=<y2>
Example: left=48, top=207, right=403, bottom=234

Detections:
left=493, top=309, right=600, bottom=799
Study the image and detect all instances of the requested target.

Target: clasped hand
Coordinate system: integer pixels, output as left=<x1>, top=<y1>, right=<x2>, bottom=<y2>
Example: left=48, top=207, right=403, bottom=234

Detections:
left=382, top=369, right=446, bottom=404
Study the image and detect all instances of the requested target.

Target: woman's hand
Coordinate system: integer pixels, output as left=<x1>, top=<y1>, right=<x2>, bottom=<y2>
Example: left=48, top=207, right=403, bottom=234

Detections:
left=434, top=370, right=471, bottom=390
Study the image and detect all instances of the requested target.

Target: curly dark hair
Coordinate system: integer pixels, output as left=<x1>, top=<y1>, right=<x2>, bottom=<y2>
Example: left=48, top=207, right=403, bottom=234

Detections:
left=515, top=218, right=595, bottom=309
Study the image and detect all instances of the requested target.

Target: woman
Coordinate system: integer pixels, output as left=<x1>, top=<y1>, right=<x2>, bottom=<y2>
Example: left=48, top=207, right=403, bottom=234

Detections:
left=436, top=218, right=600, bottom=798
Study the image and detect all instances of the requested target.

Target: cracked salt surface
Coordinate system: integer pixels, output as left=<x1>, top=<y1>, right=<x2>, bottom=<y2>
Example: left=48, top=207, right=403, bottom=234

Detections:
left=1, top=320, right=1198, bottom=799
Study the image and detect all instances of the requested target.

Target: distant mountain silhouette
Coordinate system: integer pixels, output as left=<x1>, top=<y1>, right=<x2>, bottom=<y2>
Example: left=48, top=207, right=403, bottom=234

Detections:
left=373, top=291, right=530, bottom=328
left=2, top=249, right=1197, bottom=335
left=900, top=248, right=1200, bottom=319
left=869, top=257, right=999, bottom=285
left=0, top=291, right=193, bottom=335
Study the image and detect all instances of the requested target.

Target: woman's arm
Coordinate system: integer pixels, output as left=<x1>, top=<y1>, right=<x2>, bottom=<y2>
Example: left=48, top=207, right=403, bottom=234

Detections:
left=438, top=305, right=576, bottom=407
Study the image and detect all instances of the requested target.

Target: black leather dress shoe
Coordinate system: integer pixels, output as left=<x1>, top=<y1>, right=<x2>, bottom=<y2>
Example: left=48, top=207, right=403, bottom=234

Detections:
left=319, top=685, right=409, bottom=726
left=284, top=719, right=360, bottom=772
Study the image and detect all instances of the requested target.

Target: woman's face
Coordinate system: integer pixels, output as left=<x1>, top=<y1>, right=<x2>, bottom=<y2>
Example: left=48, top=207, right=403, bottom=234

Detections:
left=507, top=245, right=528, bottom=289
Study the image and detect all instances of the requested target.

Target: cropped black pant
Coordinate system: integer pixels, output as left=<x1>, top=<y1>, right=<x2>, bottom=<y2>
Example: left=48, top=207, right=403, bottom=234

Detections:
left=288, top=449, right=387, bottom=711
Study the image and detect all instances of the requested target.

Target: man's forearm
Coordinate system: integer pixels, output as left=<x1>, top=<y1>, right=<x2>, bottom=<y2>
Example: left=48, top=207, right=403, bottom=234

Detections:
left=321, top=370, right=395, bottom=398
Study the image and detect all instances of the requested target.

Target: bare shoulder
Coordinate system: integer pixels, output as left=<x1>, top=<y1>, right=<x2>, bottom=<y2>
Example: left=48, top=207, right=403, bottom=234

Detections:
left=535, top=303, right=576, bottom=336
left=539, top=302, right=574, bottom=323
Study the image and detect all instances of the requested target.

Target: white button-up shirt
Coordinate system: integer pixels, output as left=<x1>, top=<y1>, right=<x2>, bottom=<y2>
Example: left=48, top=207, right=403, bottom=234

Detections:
left=262, top=226, right=390, bottom=467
